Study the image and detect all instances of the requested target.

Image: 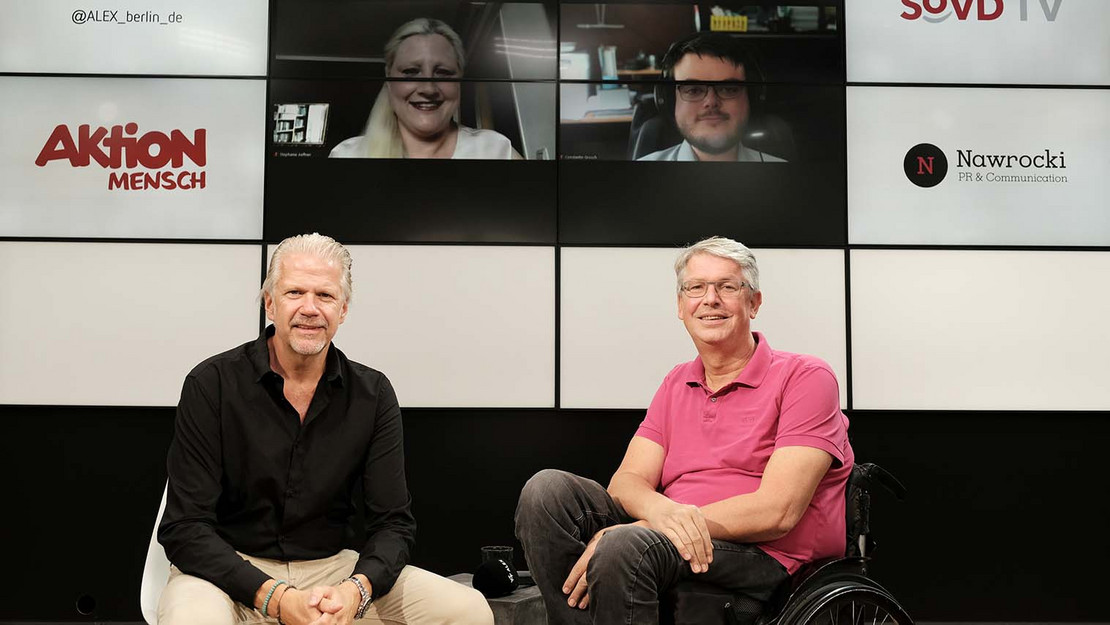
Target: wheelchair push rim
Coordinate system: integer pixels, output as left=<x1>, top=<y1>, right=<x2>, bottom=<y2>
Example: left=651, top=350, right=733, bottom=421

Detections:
left=779, top=582, right=913, bottom=625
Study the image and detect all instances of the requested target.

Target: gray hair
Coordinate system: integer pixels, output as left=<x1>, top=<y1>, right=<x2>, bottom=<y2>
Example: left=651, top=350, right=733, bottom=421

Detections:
left=261, top=233, right=353, bottom=303
left=674, top=236, right=760, bottom=295
left=362, top=18, right=466, bottom=158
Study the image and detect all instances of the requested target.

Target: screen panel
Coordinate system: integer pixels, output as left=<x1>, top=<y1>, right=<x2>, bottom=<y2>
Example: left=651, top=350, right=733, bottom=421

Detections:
left=559, top=79, right=845, bottom=246
left=557, top=2, right=845, bottom=246
left=559, top=2, right=843, bottom=85
left=264, top=78, right=557, bottom=243
left=269, top=79, right=555, bottom=160
left=0, top=242, right=261, bottom=406
left=847, top=86, right=1110, bottom=246
left=561, top=247, right=846, bottom=409
left=851, top=249, right=1110, bottom=410
left=561, top=82, right=840, bottom=162
left=559, top=1, right=834, bottom=83
left=270, top=0, right=557, bottom=80
left=264, top=159, right=556, bottom=244
left=846, top=0, right=1110, bottom=85
left=0, top=77, right=265, bottom=239
left=268, top=244, right=556, bottom=408
left=0, top=0, right=268, bottom=75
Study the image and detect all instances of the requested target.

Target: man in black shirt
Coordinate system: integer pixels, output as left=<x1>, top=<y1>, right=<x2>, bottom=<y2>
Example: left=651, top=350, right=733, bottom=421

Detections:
left=158, top=233, right=492, bottom=625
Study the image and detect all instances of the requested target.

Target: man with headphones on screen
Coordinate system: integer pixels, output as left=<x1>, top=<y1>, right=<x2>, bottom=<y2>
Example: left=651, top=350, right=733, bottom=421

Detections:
left=638, top=32, right=785, bottom=163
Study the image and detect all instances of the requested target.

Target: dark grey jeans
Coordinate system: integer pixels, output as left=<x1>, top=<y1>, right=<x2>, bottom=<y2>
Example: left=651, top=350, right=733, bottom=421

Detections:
left=515, top=469, right=789, bottom=625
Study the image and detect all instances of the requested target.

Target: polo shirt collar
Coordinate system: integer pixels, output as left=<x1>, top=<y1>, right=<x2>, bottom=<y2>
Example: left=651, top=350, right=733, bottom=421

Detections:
left=736, top=332, right=771, bottom=387
left=684, top=332, right=772, bottom=389
left=249, top=325, right=344, bottom=385
left=678, top=140, right=752, bottom=162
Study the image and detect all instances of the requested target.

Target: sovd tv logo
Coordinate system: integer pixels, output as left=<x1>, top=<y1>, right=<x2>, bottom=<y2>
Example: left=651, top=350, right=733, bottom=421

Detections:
left=901, top=0, right=1063, bottom=22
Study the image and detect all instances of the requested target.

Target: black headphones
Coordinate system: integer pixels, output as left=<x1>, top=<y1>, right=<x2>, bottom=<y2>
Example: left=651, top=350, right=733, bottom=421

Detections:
left=652, top=31, right=767, bottom=120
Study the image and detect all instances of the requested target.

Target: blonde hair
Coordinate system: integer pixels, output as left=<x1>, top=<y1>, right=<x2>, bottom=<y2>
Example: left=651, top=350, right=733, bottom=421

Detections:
left=362, top=18, right=466, bottom=158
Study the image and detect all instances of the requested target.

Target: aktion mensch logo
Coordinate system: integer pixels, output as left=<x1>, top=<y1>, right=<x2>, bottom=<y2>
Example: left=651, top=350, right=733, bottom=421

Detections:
left=35, top=122, right=207, bottom=191
left=903, top=143, right=948, bottom=188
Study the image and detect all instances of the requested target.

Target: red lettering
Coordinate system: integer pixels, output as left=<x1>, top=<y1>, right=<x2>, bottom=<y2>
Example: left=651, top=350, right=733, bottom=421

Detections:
left=102, top=125, right=128, bottom=168
left=105, top=169, right=205, bottom=191
left=79, top=124, right=110, bottom=167
left=923, top=0, right=947, bottom=14
left=107, top=171, right=129, bottom=189
left=917, top=156, right=934, bottom=175
left=905, top=0, right=1008, bottom=21
left=35, top=124, right=79, bottom=166
left=40, top=123, right=207, bottom=172
left=137, top=131, right=172, bottom=169
left=951, top=0, right=974, bottom=19
left=979, top=0, right=1004, bottom=20
left=171, top=129, right=206, bottom=167
left=900, top=0, right=923, bottom=19
left=121, top=123, right=142, bottom=168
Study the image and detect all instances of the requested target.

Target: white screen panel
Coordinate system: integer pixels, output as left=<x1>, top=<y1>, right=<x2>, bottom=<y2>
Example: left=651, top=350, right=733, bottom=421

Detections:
left=846, top=0, right=1110, bottom=85
left=851, top=250, right=1110, bottom=410
left=0, top=242, right=261, bottom=406
left=271, top=245, right=556, bottom=408
left=0, top=76, right=265, bottom=239
left=848, top=87, right=1110, bottom=246
left=561, top=248, right=847, bottom=409
left=0, top=0, right=268, bottom=75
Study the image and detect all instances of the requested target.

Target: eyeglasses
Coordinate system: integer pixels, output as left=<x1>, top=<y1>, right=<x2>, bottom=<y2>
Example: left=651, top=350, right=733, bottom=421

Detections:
left=675, top=83, right=747, bottom=102
left=680, top=280, right=748, bottom=298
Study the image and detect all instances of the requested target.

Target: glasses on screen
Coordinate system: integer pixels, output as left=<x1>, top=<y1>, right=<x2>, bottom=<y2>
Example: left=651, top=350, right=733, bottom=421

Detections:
left=680, top=281, right=749, bottom=298
left=675, top=83, right=747, bottom=102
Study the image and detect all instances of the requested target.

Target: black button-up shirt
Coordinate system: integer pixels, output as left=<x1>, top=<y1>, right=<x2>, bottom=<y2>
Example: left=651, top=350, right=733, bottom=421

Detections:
left=158, top=326, right=415, bottom=605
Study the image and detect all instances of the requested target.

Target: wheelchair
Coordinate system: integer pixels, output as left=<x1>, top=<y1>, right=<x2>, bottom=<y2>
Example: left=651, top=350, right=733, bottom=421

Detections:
left=662, top=463, right=914, bottom=625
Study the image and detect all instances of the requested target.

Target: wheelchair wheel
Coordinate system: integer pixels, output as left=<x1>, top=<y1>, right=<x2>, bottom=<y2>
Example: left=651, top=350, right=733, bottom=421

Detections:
left=781, top=581, right=913, bottom=625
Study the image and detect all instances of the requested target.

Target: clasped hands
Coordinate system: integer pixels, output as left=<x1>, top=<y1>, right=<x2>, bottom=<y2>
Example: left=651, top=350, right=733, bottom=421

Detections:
left=274, top=579, right=365, bottom=625
left=562, top=500, right=713, bottom=610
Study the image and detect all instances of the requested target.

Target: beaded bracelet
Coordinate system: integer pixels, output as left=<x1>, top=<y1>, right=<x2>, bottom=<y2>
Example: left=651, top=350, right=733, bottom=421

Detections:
left=261, top=579, right=288, bottom=617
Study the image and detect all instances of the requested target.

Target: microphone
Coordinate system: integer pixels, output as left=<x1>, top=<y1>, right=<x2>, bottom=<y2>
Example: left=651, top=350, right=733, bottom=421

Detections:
left=472, top=558, right=519, bottom=598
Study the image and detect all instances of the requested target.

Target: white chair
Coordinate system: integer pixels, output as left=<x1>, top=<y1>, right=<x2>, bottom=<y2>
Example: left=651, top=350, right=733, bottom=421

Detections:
left=139, top=484, right=171, bottom=624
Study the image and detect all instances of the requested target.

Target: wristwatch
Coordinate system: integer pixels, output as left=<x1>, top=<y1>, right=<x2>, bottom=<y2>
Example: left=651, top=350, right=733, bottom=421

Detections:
left=345, top=576, right=372, bottom=619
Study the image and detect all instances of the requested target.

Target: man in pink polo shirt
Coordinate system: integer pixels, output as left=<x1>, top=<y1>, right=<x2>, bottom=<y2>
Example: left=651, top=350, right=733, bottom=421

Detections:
left=516, top=236, right=853, bottom=625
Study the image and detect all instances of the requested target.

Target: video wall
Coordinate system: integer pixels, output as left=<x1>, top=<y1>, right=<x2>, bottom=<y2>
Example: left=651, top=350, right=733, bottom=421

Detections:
left=1, top=0, right=1109, bottom=412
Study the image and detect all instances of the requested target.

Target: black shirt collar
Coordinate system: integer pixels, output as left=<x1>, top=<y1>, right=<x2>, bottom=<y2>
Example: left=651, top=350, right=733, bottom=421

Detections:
left=249, top=325, right=344, bottom=386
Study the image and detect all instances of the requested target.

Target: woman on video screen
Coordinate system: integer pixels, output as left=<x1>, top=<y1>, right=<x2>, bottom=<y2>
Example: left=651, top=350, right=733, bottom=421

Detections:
left=329, top=18, right=519, bottom=159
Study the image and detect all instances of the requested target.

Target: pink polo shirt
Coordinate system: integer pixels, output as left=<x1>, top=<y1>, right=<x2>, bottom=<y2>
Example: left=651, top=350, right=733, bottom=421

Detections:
left=635, top=332, right=853, bottom=573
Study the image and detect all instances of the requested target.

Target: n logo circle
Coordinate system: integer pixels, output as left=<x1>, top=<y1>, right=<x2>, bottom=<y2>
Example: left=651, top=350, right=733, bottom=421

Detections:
left=904, top=143, right=948, bottom=188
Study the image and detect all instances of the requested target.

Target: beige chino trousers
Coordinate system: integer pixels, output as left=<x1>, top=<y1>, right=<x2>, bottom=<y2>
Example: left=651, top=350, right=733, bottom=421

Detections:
left=158, top=549, right=493, bottom=625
